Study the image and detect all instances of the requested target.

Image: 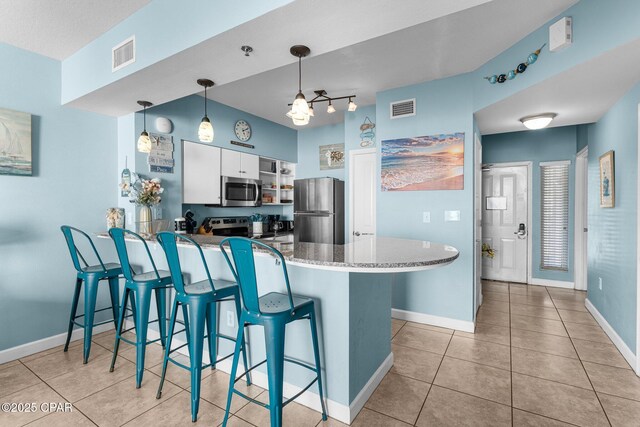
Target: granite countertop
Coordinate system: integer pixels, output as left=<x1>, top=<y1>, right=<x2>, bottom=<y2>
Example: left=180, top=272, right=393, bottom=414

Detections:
left=97, top=233, right=459, bottom=273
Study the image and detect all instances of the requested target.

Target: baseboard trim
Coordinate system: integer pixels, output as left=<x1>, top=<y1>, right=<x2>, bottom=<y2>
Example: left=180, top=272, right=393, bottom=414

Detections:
left=528, top=278, right=575, bottom=289
left=585, top=299, right=636, bottom=370
left=391, top=308, right=475, bottom=333
left=0, top=323, right=115, bottom=364
left=131, top=320, right=389, bottom=425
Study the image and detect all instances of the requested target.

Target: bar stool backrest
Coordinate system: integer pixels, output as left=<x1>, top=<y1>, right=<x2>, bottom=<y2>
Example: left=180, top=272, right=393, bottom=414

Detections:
left=156, top=232, right=216, bottom=295
left=108, top=228, right=161, bottom=282
left=220, top=237, right=295, bottom=315
left=60, top=225, right=107, bottom=273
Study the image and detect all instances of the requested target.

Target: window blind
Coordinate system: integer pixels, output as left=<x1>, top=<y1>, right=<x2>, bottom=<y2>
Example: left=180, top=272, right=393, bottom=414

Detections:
left=540, top=161, right=570, bottom=271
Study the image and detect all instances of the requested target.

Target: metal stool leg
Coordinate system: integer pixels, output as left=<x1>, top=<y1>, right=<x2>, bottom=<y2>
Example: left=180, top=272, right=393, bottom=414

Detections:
left=233, top=293, right=251, bottom=385
left=187, top=300, right=207, bottom=422
left=155, top=288, right=167, bottom=349
left=222, top=312, right=247, bottom=427
left=205, top=301, right=218, bottom=370
left=64, top=278, right=82, bottom=352
left=309, top=310, right=328, bottom=420
left=157, top=298, right=179, bottom=399
left=108, top=277, right=120, bottom=330
left=264, top=321, right=286, bottom=427
left=82, top=276, right=100, bottom=364
left=110, top=288, right=130, bottom=372
left=134, top=286, right=153, bottom=388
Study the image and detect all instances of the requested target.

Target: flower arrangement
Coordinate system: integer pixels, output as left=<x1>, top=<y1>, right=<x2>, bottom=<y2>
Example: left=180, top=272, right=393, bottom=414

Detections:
left=481, top=243, right=496, bottom=259
left=120, top=173, right=164, bottom=207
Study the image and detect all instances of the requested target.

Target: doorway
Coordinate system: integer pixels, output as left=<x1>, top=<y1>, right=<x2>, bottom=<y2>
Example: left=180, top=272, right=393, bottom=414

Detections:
left=575, top=147, right=588, bottom=291
left=349, top=148, right=377, bottom=242
left=481, top=163, right=531, bottom=283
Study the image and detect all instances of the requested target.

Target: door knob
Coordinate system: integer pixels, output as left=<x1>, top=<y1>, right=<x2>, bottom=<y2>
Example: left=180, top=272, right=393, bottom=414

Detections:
left=354, top=231, right=361, bottom=236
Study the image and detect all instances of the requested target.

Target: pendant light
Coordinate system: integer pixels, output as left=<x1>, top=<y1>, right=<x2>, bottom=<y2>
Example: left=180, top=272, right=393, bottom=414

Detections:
left=137, top=100, right=153, bottom=153
left=287, top=45, right=311, bottom=126
left=327, top=100, right=336, bottom=114
left=347, top=97, right=358, bottom=112
left=197, top=79, right=215, bottom=142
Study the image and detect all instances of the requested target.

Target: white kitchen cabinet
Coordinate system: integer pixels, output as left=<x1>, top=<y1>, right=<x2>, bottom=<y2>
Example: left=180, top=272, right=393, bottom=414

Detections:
left=220, top=149, right=259, bottom=180
left=183, top=141, right=221, bottom=204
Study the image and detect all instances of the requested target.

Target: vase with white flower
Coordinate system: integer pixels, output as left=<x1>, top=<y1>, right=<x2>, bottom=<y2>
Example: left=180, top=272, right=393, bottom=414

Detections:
left=121, top=174, right=164, bottom=234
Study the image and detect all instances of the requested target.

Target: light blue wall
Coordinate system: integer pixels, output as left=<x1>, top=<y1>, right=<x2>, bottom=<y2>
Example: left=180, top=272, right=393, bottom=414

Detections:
left=483, top=126, right=579, bottom=283
left=134, top=95, right=297, bottom=223
left=0, top=43, right=117, bottom=350
left=297, top=123, right=345, bottom=180
left=586, top=82, right=640, bottom=352
left=61, top=0, right=293, bottom=104
left=377, top=74, right=475, bottom=322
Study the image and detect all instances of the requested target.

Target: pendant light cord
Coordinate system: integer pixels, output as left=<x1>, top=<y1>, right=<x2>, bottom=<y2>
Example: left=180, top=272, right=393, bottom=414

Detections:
left=143, top=105, right=146, bottom=131
left=204, top=86, right=208, bottom=118
left=298, top=55, right=302, bottom=93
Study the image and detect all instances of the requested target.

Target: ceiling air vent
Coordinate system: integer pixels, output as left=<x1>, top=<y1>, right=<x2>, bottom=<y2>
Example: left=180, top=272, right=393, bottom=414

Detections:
left=390, top=98, right=416, bottom=119
left=112, top=36, right=135, bottom=72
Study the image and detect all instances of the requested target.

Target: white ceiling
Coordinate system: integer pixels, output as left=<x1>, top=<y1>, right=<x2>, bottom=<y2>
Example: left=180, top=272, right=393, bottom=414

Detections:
left=64, top=0, right=577, bottom=125
left=0, top=0, right=149, bottom=60
left=475, top=38, right=640, bottom=135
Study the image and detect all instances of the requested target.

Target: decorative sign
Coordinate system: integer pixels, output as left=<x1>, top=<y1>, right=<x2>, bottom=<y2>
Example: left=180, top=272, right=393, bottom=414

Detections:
left=360, top=116, right=376, bottom=147
left=599, top=150, right=615, bottom=208
left=231, top=140, right=255, bottom=149
left=148, top=133, right=174, bottom=174
left=0, top=107, right=32, bottom=176
left=483, top=44, right=546, bottom=84
left=319, top=144, right=345, bottom=170
left=381, top=133, right=464, bottom=191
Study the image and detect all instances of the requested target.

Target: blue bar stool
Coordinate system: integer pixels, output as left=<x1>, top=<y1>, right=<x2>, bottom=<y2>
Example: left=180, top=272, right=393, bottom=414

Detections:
left=60, top=226, right=123, bottom=364
left=220, top=237, right=327, bottom=427
left=155, top=232, right=251, bottom=422
left=108, top=228, right=172, bottom=388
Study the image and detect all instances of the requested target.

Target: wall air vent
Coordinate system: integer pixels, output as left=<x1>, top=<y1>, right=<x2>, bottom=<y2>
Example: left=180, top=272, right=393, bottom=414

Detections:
left=390, top=98, right=416, bottom=119
left=112, top=36, right=135, bottom=72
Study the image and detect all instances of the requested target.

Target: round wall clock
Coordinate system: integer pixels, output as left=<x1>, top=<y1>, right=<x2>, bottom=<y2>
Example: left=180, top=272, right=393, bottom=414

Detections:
left=234, top=120, right=252, bottom=142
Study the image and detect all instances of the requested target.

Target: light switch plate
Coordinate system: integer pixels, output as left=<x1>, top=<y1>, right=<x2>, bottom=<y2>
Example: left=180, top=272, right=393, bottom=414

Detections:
left=422, top=212, right=431, bottom=223
left=444, top=210, right=461, bottom=222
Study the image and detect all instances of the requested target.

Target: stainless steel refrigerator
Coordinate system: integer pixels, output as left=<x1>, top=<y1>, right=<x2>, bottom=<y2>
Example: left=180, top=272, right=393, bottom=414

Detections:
left=294, top=178, right=345, bottom=244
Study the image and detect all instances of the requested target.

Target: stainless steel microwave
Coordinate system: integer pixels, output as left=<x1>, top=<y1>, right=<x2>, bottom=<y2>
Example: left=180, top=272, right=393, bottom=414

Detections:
left=221, top=176, right=262, bottom=207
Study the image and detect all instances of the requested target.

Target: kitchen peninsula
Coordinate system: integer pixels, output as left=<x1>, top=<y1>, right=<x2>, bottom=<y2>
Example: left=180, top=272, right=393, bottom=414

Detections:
left=98, top=233, right=458, bottom=424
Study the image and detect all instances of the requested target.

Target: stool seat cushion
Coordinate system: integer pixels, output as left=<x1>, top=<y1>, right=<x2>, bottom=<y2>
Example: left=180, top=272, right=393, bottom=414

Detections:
left=82, top=263, right=122, bottom=274
left=259, top=292, right=312, bottom=314
left=185, top=278, right=237, bottom=295
left=133, top=269, right=172, bottom=282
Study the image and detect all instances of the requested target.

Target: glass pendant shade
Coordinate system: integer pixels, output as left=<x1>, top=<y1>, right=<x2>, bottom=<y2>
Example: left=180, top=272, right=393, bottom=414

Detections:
left=292, top=115, right=310, bottom=126
left=198, top=116, right=214, bottom=142
left=137, top=131, right=152, bottom=153
left=308, top=104, right=315, bottom=117
left=327, top=103, right=336, bottom=114
left=348, top=100, right=357, bottom=112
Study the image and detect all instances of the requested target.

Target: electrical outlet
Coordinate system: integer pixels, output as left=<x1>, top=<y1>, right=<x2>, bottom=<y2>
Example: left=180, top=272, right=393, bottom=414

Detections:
left=422, top=212, right=431, bottom=223
left=226, top=311, right=235, bottom=328
left=599, top=277, right=603, bottom=290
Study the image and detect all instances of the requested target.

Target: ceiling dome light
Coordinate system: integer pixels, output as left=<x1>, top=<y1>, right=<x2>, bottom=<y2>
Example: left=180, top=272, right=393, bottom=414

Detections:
left=520, top=113, right=557, bottom=130
left=288, top=45, right=311, bottom=126
left=347, top=97, right=357, bottom=112
left=197, top=79, right=215, bottom=142
left=136, top=100, right=153, bottom=153
left=327, top=101, right=336, bottom=114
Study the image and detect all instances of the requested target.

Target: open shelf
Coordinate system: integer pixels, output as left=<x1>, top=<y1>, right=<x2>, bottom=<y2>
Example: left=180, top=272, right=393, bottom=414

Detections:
left=259, top=157, right=296, bottom=205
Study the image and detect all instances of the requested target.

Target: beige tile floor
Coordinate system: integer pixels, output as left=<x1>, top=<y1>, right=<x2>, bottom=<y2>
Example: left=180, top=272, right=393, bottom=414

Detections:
left=2, top=281, right=640, bottom=426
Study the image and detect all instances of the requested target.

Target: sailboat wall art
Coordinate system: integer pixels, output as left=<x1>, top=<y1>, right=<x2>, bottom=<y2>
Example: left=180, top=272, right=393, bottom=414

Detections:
left=0, top=107, right=32, bottom=176
left=381, top=133, right=465, bottom=191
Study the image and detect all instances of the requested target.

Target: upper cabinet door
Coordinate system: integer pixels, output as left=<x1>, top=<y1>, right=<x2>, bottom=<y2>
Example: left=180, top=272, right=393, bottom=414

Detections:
left=241, top=153, right=260, bottom=180
left=221, top=149, right=242, bottom=178
left=183, top=141, right=221, bottom=204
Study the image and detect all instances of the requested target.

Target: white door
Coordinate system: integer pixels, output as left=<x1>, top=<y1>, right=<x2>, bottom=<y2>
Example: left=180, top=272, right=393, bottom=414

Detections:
left=482, top=165, right=529, bottom=283
left=474, top=134, right=483, bottom=314
left=221, top=149, right=242, bottom=178
left=241, top=153, right=260, bottom=180
left=350, top=149, right=376, bottom=242
left=574, top=148, right=588, bottom=290
left=183, top=141, right=221, bottom=204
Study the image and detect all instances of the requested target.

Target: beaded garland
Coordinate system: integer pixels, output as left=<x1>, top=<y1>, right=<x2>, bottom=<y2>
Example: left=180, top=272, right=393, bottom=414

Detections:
left=484, top=44, right=546, bottom=84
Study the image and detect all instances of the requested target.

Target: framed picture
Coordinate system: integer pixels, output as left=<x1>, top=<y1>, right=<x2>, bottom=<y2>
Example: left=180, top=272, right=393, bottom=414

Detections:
left=381, top=133, right=464, bottom=191
left=0, top=107, right=32, bottom=176
left=319, top=143, right=345, bottom=170
left=599, top=150, right=615, bottom=208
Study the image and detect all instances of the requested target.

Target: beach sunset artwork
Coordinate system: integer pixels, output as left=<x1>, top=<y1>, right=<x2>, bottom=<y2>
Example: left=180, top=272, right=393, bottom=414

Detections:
left=381, top=133, right=464, bottom=191
left=0, top=107, right=32, bottom=176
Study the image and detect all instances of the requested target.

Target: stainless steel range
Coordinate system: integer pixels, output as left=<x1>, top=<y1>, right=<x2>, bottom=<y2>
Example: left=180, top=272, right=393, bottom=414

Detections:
left=197, top=216, right=250, bottom=237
